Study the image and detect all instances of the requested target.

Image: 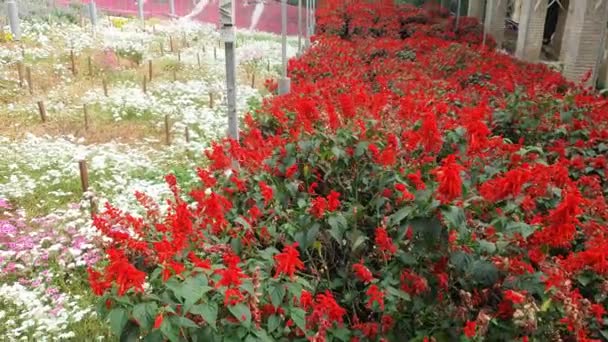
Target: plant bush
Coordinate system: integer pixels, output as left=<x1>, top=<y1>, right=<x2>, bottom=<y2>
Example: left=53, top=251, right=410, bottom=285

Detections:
left=88, top=1, right=607, bottom=341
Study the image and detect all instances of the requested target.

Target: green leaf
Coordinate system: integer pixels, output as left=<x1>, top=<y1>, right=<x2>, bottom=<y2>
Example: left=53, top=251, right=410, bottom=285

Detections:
left=177, top=275, right=211, bottom=311
left=190, top=302, right=218, bottom=328
left=478, top=240, right=496, bottom=254
left=441, top=206, right=466, bottom=232
left=133, top=302, right=158, bottom=331
left=540, top=298, right=552, bottom=312
left=120, top=320, right=140, bottom=342
left=160, top=318, right=180, bottom=342
left=269, top=283, right=286, bottom=308
left=329, top=327, right=351, bottom=341
left=388, top=206, right=414, bottom=226
left=109, top=308, right=128, bottom=337
left=174, top=316, right=199, bottom=328
left=355, top=141, right=369, bottom=157
left=504, top=222, right=535, bottom=239
left=327, top=214, right=347, bottom=243
left=267, top=314, right=281, bottom=333
left=469, top=260, right=499, bottom=287
left=290, top=308, right=306, bottom=331
left=228, top=303, right=252, bottom=328
left=450, top=251, right=473, bottom=273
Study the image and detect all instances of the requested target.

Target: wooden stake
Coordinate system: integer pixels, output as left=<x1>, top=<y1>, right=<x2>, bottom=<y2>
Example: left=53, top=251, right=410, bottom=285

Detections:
left=267, top=59, right=271, bottom=72
left=185, top=126, right=190, bottom=143
left=37, top=101, right=47, bottom=122
left=213, top=47, right=217, bottom=60
left=78, top=160, right=89, bottom=193
left=87, top=56, right=93, bottom=76
left=251, top=73, right=255, bottom=88
left=169, top=36, right=174, bottom=52
left=172, top=69, right=177, bottom=82
left=177, top=51, right=181, bottom=62
left=209, top=92, right=214, bottom=108
left=160, top=41, right=164, bottom=55
left=83, top=104, right=90, bottom=130
left=102, top=78, right=108, bottom=96
left=197, top=53, right=201, bottom=67
left=164, top=115, right=171, bottom=145
left=202, top=45, right=206, bottom=53
left=17, top=62, right=24, bottom=88
left=26, top=67, right=33, bottom=95
left=142, top=75, right=147, bottom=94
left=148, top=60, right=153, bottom=81
left=70, top=50, right=77, bottom=76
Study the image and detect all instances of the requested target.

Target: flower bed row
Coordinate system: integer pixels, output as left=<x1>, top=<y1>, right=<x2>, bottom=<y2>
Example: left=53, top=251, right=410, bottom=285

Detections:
left=89, top=1, right=608, bottom=341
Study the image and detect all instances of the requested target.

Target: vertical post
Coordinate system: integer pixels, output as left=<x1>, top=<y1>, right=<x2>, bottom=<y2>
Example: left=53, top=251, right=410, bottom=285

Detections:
left=169, top=0, right=176, bottom=16
left=305, top=0, right=310, bottom=48
left=138, top=0, right=145, bottom=25
left=26, top=67, right=33, bottom=95
left=298, top=0, right=302, bottom=52
left=214, top=47, right=217, bottom=60
left=102, top=78, right=108, bottom=96
left=220, top=0, right=238, bottom=140
left=89, top=1, right=97, bottom=31
left=455, top=0, right=462, bottom=31
left=83, top=104, right=90, bottom=130
left=562, top=0, right=608, bottom=86
left=173, top=69, right=177, bottom=82
left=209, top=92, right=214, bottom=108
left=160, top=41, right=164, bottom=55
left=7, top=0, right=21, bottom=41
left=278, top=0, right=291, bottom=95
left=142, top=75, right=147, bottom=93
left=170, top=36, right=174, bottom=52
left=17, top=62, right=24, bottom=88
left=515, top=0, right=548, bottom=62
left=88, top=56, right=93, bottom=76
left=148, top=60, right=153, bottom=81
left=467, top=0, right=484, bottom=20
left=70, top=50, right=77, bottom=76
left=483, top=0, right=508, bottom=49
left=37, top=101, right=47, bottom=122
left=177, top=51, right=181, bottom=61
left=165, top=115, right=171, bottom=145
left=197, top=53, right=201, bottom=67
left=185, top=126, right=190, bottom=143
left=78, top=160, right=89, bottom=193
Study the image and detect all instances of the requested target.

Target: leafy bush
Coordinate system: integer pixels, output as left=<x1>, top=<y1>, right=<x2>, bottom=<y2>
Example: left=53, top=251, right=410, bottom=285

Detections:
left=88, top=1, right=608, bottom=341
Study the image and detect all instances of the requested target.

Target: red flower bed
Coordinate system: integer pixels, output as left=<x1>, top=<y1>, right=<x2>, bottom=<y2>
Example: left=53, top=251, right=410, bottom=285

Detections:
left=89, top=1, right=608, bottom=341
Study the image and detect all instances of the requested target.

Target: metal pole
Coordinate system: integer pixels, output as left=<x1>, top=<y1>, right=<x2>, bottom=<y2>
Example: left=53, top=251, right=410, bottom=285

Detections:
left=169, top=0, right=175, bottom=16
left=138, top=0, right=145, bottom=25
left=592, top=1, right=608, bottom=87
left=220, top=0, right=238, bottom=140
left=89, top=1, right=97, bottom=29
left=298, top=0, right=302, bottom=52
left=482, top=0, right=492, bottom=48
left=7, top=0, right=21, bottom=41
left=305, top=0, right=310, bottom=48
left=278, top=0, right=291, bottom=94
left=455, top=0, right=461, bottom=31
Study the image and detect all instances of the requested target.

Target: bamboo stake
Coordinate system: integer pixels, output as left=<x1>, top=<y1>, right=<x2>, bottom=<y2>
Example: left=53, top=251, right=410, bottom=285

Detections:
left=87, top=56, right=93, bottom=76
left=160, top=41, right=164, bottom=55
left=17, top=62, right=24, bottom=88
left=26, top=66, right=33, bottom=95
left=177, top=51, right=181, bottom=62
left=148, top=60, right=153, bottom=81
left=164, top=115, right=171, bottom=145
left=213, top=47, right=217, bottom=60
left=37, top=101, right=47, bottom=122
left=83, top=104, right=89, bottom=130
left=185, top=126, right=190, bottom=143
left=142, top=75, right=147, bottom=94
left=79, top=160, right=89, bottom=192
left=169, top=35, right=174, bottom=52
left=172, top=69, right=177, bottom=82
left=70, top=50, right=77, bottom=76
left=251, top=73, right=255, bottom=88
left=197, top=53, right=201, bottom=67
left=209, top=92, right=214, bottom=108
left=102, top=78, right=108, bottom=96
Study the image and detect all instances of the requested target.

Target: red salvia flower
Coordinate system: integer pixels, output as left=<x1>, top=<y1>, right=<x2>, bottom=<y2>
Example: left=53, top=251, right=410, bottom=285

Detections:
left=434, top=154, right=463, bottom=203
left=153, top=313, right=164, bottom=329
left=274, top=243, right=305, bottom=279
left=463, top=320, right=476, bottom=338
left=366, top=284, right=385, bottom=310
left=352, top=262, right=374, bottom=283
left=259, top=181, right=274, bottom=206
left=375, top=227, right=397, bottom=259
